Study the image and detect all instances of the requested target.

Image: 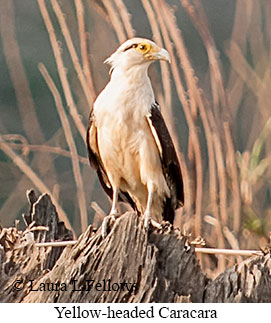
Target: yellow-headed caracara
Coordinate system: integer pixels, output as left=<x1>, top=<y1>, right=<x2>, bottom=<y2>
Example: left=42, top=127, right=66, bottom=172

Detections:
left=87, top=38, right=184, bottom=234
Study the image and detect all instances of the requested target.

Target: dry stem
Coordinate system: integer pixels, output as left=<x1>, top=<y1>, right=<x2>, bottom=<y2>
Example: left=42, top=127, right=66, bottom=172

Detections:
left=39, top=63, right=88, bottom=232
left=38, top=0, right=86, bottom=140
left=0, top=135, right=73, bottom=232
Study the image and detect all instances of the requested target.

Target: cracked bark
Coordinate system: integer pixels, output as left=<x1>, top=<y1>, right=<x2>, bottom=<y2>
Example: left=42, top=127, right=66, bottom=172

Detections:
left=0, top=190, right=270, bottom=302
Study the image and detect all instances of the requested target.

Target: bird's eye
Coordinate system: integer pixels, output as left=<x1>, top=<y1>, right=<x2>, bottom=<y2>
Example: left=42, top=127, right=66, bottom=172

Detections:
left=136, top=43, right=151, bottom=54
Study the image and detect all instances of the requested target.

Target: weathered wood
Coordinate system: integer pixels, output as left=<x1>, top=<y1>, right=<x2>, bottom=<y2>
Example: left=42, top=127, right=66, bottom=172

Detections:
left=23, top=212, right=208, bottom=303
left=0, top=190, right=72, bottom=302
left=0, top=191, right=271, bottom=303
left=22, top=189, right=73, bottom=270
left=204, top=252, right=271, bottom=302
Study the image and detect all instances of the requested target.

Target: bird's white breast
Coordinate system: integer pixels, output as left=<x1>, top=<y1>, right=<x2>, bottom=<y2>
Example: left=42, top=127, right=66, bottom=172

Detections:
left=94, top=70, right=154, bottom=124
left=93, top=70, right=156, bottom=189
left=93, top=70, right=155, bottom=149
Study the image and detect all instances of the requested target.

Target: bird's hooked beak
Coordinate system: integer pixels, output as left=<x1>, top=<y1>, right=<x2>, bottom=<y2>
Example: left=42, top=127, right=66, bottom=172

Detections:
left=151, top=48, right=171, bottom=63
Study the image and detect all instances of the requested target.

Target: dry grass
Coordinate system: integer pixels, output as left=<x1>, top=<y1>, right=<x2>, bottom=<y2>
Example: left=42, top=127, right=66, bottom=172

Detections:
left=39, top=63, right=88, bottom=232
left=0, top=134, right=73, bottom=233
left=0, top=0, right=270, bottom=277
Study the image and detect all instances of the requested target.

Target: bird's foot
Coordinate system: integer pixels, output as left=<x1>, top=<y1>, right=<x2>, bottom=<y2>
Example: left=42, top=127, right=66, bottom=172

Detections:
left=150, top=219, right=162, bottom=230
left=101, top=212, right=119, bottom=238
left=144, top=211, right=162, bottom=232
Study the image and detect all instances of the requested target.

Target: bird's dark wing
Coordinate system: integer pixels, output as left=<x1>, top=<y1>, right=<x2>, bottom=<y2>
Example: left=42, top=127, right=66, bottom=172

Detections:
left=146, top=102, right=184, bottom=224
left=86, top=113, right=112, bottom=198
left=86, top=113, right=137, bottom=210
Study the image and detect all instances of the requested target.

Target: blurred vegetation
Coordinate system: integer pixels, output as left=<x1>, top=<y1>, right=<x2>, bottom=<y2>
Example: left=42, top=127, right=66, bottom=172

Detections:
left=0, top=0, right=270, bottom=276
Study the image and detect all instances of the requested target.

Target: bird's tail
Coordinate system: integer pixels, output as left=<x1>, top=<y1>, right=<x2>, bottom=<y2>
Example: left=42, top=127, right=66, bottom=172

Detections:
left=162, top=198, right=175, bottom=224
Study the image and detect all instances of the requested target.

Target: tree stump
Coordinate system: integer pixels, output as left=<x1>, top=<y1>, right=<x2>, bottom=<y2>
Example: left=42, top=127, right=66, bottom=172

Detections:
left=0, top=190, right=72, bottom=302
left=0, top=190, right=271, bottom=302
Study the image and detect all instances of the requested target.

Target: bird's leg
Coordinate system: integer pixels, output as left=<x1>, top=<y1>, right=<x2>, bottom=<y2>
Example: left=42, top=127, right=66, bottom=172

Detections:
left=109, top=187, right=119, bottom=216
left=144, top=183, right=154, bottom=230
left=101, top=187, right=119, bottom=238
left=144, top=183, right=162, bottom=231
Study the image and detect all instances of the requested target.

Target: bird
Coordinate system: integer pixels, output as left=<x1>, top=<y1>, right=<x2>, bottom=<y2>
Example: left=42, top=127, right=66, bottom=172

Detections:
left=86, top=37, right=184, bottom=235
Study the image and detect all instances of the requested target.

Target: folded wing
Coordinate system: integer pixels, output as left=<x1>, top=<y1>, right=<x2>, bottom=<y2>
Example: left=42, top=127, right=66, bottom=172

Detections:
left=146, top=102, right=184, bottom=223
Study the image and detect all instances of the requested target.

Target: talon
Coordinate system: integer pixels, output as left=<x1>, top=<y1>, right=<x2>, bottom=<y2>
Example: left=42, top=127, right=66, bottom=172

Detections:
left=150, top=219, right=162, bottom=229
left=144, top=215, right=162, bottom=232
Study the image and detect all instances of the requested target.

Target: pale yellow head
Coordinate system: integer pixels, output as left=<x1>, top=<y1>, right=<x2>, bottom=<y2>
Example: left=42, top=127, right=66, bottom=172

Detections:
left=105, top=37, right=171, bottom=72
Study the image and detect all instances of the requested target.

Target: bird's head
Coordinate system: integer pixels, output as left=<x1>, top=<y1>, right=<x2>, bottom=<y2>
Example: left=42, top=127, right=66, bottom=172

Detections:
left=105, top=38, right=171, bottom=73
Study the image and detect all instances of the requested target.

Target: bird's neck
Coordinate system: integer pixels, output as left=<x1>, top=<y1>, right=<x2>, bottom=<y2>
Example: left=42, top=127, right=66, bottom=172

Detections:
left=110, top=64, right=151, bottom=86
